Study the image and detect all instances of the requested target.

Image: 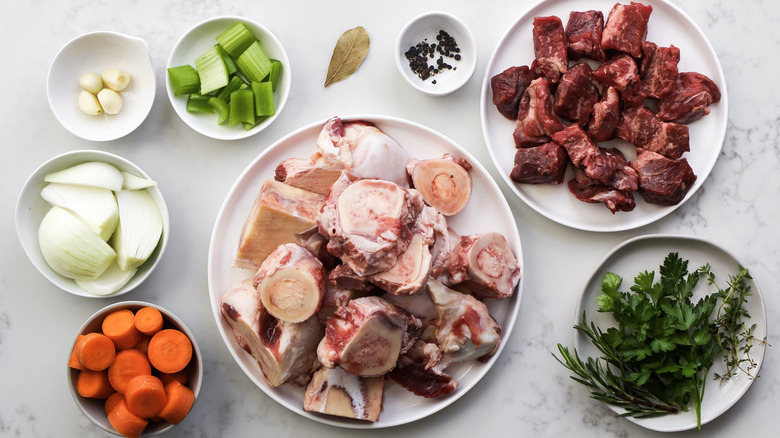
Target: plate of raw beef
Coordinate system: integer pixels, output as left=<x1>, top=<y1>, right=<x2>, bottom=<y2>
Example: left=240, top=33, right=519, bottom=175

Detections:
left=207, top=115, right=523, bottom=428
left=480, top=0, right=727, bottom=232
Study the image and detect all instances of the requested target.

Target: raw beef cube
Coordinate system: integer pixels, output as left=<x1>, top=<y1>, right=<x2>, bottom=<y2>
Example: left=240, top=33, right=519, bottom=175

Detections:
left=587, top=86, right=620, bottom=141
left=620, top=76, right=647, bottom=108
left=601, top=2, right=653, bottom=58
left=554, top=62, right=601, bottom=126
left=567, top=167, right=636, bottom=213
left=631, top=148, right=697, bottom=206
left=533, top=16, right=568, bottom=83
left=657, top=72, right=721, bottom=124
left=551, top=123, right=598, bottom=167
left=510, top=142, right=569, bottom=184
left=565, top=10, right=606, bottom=61
left=593, top=54, right=638, bottom=91
left=491, top=65, right=538, bottom=120
left=640, top=42, right=680, bottom=99
left=602, top=148, right=639, bottom=191
left=513, top=77, right=565, bottom=148
left=616, top=106, right=690, bottom=159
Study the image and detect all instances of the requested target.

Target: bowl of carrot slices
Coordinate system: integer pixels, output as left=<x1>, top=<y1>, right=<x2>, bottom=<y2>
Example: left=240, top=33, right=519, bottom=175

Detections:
left=67, top=301, right=202, bottom=437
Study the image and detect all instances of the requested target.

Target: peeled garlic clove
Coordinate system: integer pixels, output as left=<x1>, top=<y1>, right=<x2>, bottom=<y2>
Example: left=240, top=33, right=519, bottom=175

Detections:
left=78, top=72, right=103, bottom=94
left=101, top=68, right=131, bottom=91
left=97, top=88, right=122, bottom=115
left=78, top=90, right=103, bottom=115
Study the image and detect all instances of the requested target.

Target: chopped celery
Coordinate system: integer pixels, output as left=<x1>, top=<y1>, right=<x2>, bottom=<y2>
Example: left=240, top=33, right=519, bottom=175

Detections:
left=208, top=97, right=229, bottom=125
left=251, top=81, right=275, bottom=116
left=167, top=65, right=200, bottom=96
left=236, top=41, right=272, bottom=84
left=269, top=59, right=282, bottom=91
left=217, top=75, right=246, bottom=102
left=216, top=22, right=257, bottom=59
left=229, top=89, right=255, bottom=126
left=186, top=94, right=213, bottom=113
left=214, top=44, right=237, bottom=75
left=195, top=46, right=229, bottom=94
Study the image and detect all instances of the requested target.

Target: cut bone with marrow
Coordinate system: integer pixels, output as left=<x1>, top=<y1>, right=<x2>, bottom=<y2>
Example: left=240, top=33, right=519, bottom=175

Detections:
left=406, top=155, right=472, bottom=216
left=221, top=279, right=324, bottom=387
left=303, top=366, right=384, bottom=422
left=252, top=243, right=327, bottom=323
left=274, top=157, right=343, bottom=196
left=369, top=233, right=432, bottom=295
left=317, top=296, right=421, bottom=377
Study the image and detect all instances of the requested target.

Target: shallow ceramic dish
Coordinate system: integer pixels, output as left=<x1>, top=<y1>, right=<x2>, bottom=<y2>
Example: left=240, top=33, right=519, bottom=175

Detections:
left=67, top=301, right=203, bottom=436
left=15, top=150, right=169, bottom=298
left=166, top=16, right=291, bottom=140
left=573, top=234, right=766, bottom=432
left=480, top=0, right=727, bottom=231
left=208, top=115, right=523, bottom=428
left=47, top=31, right=156, bottom=142
left=395, top=11, right=477, bottom=96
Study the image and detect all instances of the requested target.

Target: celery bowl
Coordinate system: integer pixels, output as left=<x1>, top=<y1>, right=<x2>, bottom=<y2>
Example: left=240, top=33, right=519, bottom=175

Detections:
left=166, top=16, right=291, bottom=140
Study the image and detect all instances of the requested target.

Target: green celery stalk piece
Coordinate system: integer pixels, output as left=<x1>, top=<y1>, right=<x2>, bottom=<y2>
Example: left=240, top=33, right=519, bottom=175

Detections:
left=208, top=97, right=229, bottom=125
left=195, top=46, right=229, bottom=94
left=229, top=88, right=255, bottom=126
left=217, top=75, right=246, bottom=102
left=236, top=41, right=272, bottom=84
left=167, top=65, right=200, bottom=96
left=186, top=94, right=214, bottom=113
left=214, top=44, right=238, bottom=75
left=216, top=22, right=257, bottom=59
left=251, top=81, right=275, bottom=116
left=268, top=59, right=282, bottom=91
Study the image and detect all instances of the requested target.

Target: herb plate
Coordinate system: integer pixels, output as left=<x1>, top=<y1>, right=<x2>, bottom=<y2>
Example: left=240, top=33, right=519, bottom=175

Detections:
left=573, top=234, right=767, bottom=432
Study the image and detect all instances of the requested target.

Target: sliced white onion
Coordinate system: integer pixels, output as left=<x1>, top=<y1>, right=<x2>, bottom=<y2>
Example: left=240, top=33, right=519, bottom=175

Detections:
left=122, top=171, right=157, bottom=190
left=44, top=161, right=124, bottom=191
left=38, top=206, right=116, bottom=280
left=75, top=262, right=137, bottom=296
left=113, top=189, right=163, bottom=271
left=40, top=183, right=118, bottom=241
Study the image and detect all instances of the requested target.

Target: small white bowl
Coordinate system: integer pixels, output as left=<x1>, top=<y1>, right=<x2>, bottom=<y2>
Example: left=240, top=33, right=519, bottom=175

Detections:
left=47, top=32, right=156, bottom=142
left=395, top=12, right=477, bottom=96
left=166, top=16, right=292, bottom=140
left=67, top=301, right=203, bottom=436
left=15, top=150, right=169, bottom=298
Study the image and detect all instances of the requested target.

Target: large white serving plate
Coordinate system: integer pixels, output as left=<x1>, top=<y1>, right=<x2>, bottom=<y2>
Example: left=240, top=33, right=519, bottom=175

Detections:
left=480, top=0, right=728, bottom=232
left=207, top=115, right=524, bottom=428
left=573, top=235, right=767, bottom=432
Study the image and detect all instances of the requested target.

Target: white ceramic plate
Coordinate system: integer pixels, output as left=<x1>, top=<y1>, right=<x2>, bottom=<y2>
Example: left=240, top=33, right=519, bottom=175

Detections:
left=480, top=0, right=728, bottom=232
left=573, top=234, right=767, bottom=432
left=207, top=115, right=523, bottom=428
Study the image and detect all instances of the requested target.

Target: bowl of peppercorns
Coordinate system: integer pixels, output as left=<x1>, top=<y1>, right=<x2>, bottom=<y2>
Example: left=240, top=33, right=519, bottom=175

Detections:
left=395, top=11, right=476, bottom=96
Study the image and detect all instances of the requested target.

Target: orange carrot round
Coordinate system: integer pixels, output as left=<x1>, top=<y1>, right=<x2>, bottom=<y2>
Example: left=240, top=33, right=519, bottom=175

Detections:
left=159, top=370, right=189, bottom=386
left=68, top=335, right=86, bottom=370
left=125, top=375, right=168, bottom=419
left=158, top=380, right=195, bottom=425
left=147, top=329, right=192, bottom=374
left=108, top=349, right=152, bottom=394
left=105, top=392, right=124, bottom=414
left=76, top=369, right=114, bottom=399
left=134, top=307, right=164, bottom=336
left=103, top=309, right=143, bottom=350
left=108, top=398, right=148, bottom=438
left=76, top=332, right=116, bottom=371
left=134, top=336, right=151, bottom=355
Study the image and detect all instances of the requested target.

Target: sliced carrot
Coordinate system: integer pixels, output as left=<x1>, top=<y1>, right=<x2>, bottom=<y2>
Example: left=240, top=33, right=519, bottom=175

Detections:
left=134, top=307, right=164, bottom=336
left=134, top=336, right=151, bottom=355
left=125, top=374, right=168, bottom=419
left=159, top=370, right=189, bottom=386
left=158, top=380, right=195, bottom=425
left=76, top=332, right=116, bottom=371
left=103, top=309, right=143, bottom=350
left=147, top=329, right=192, bottom=374
left=76, top=369, right=114, bottom=399
left=105, top=392, right=124, bottom=414
left=108, top=349, right=151, bottom=394
left=68, top=335, right=86, bottom=370
left=108, top=398, right=148, bottom=438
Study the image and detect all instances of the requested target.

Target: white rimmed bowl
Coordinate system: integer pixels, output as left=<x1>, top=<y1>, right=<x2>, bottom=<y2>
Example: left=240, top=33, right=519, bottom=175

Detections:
left=395, top=11, right=477, bottom=96
left=15, top=150, right=169, bottom=298
left=47, top=31, right=156, bottom=142
left=166, top=15, right=291, bottom=140
left=67, top=301, right=203, bottom=436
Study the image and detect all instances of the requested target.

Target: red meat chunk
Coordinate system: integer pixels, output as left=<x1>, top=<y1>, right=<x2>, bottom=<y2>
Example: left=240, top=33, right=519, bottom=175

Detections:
left=533, top=16, right=568, bottom=83
left=616, top=106, right=690, bottom=159
left=510, top=142, right=569, bottom=184
left=601, top=2, right=653, bottom=58
left=631, top=148, right=697, bottom=206
left=640, top=42, right=680, bottom=99
left=551, top=123, right=598, bottom=168
left=491, top=65, right=539, bottom=120
left=587, top=86, right=620, bottom=141
left=657, top=72, right=721, bottom=124
left=602, top=148, right=639, bottom=192
left=565, top=10, right=606, bottom=61
left=567, top=167, right=636, bottom=213
left=554, top=62, right=601, bottom=126
left=593, top=54, right=638, bottom=91
left=513, top=77, right=565, bottom=148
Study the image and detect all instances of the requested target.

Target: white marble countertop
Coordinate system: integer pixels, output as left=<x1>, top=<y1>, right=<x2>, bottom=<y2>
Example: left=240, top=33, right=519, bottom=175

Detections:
left=1, top=0, right=778, bottom=436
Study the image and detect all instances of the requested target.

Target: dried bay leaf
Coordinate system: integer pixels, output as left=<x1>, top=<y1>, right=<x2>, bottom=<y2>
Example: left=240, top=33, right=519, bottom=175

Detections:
left=324, top=26, right=370, bottom=87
